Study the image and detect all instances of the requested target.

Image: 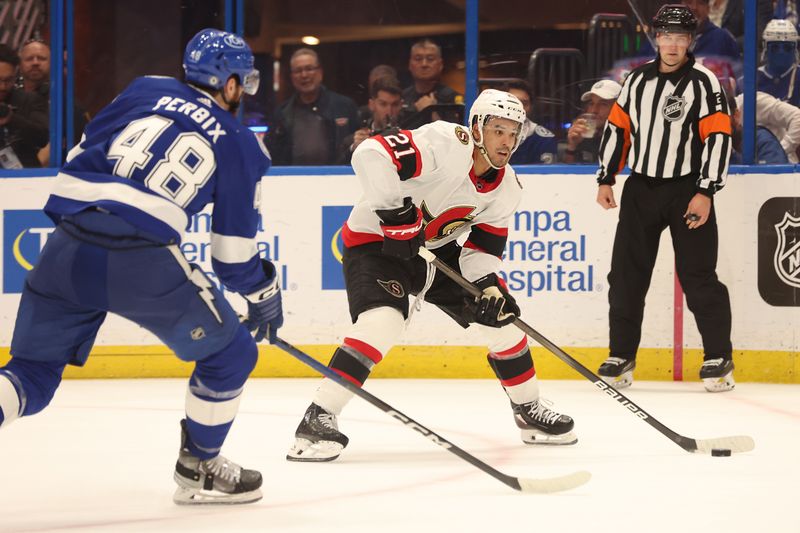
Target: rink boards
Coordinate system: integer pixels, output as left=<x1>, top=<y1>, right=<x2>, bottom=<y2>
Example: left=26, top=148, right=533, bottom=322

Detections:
left=0, top=170, right=797, bottom=382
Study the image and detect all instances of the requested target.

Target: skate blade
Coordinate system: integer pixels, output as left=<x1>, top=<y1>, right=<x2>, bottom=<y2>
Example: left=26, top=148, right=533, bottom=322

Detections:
left=703, top=373, right=735, bottom=393
left=521, top=429, right=578, bottom=446
left=599, top=371, right=633, bottom=389
left=286, top=437, right=344, bottom=462
left=172, top=486, right=263, bottom=505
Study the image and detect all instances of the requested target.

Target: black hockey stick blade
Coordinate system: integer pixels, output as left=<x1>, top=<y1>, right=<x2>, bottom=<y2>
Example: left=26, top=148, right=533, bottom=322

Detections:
left=417, top=248, right=756, bottom=456
left=273, top=337, right=591, bottom=493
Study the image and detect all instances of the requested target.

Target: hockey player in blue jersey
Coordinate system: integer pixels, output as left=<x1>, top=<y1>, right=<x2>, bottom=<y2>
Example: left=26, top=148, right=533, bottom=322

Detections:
left=0, top=29, right=280, bottom=505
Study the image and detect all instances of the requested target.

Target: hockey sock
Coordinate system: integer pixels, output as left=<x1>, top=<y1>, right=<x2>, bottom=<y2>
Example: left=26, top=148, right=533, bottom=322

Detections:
left=314, top=307, right=403, bottom=415
left=487, top=337, right=540, bottom=405
left=313, top=339, right=381, bottom=415
left=184, top=325, right=257, bottom=460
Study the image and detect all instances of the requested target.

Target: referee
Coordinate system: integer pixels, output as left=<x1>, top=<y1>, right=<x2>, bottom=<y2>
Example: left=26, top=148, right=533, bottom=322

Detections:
left=594, top=4, right=734, bottom=393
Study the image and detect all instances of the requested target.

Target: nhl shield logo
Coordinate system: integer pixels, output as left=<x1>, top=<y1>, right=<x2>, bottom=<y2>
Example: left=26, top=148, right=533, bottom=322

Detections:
left=773, top=212, right=800, bottom=288
left=662, top=95, right=686, bottom=122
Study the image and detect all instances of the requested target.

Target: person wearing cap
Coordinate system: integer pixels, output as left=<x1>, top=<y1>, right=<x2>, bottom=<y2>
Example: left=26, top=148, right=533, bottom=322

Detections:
left=595, top=4, right=735, bottom=393
left=562, top=79, right=622, bottom=164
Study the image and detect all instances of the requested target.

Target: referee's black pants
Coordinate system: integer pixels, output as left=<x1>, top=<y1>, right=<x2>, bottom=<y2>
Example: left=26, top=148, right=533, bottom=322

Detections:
left=607, top=173, right=732, bottom=361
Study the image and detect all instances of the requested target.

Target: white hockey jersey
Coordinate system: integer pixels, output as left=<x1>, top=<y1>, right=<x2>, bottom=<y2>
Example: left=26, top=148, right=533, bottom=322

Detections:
left=343, top=120, right=522, bottom=282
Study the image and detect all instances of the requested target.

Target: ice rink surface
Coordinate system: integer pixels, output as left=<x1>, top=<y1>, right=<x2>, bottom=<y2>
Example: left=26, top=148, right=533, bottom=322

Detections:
left=2, top=377, right=798, bottom=533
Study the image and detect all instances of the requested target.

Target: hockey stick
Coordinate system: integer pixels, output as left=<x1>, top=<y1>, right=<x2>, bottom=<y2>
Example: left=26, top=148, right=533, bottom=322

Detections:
left=418, top=247, right=755, bottom=455
left=626, top=0, right=657, bottom=49
left=273, top=337, right=591, bottom=494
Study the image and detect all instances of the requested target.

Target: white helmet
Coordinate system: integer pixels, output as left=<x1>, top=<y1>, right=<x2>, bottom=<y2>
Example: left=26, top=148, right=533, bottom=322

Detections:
left=468, top=89, right=526, bottom=169
left=763, top=19, right=798, bottom=43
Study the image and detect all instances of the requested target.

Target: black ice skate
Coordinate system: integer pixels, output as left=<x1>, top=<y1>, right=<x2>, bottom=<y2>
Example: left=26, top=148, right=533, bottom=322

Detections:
left=286, top=403, right=350, bottom=462
left=513, top=399, right=577, bottom=445
left=173, top=419, right=263, bottom=505
left=598, top=356, right=636, bottom=389
left=700, top=358, right=735, bottom=392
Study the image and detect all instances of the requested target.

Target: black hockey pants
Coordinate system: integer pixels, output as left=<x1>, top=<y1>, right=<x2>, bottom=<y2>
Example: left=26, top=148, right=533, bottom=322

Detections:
left=607, top=173, right=732, bottom=360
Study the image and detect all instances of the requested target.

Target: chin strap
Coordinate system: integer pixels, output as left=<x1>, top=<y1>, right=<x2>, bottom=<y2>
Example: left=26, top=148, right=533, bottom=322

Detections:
left=477, top=144, right=502, bottom=170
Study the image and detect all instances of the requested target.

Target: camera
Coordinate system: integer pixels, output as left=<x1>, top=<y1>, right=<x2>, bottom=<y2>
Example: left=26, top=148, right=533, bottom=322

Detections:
left=0, top=102, right=14, bottom=118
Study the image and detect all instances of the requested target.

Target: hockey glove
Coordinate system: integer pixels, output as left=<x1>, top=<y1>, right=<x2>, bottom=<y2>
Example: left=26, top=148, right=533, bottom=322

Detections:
left=464, top=273, right=520, bottom=328
left=242, top=259, right=283, bottom=343
left=375, top=196, right=425, bottom=260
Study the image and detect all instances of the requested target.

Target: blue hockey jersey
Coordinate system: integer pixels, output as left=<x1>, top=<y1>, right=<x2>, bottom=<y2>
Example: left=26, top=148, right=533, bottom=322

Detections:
left=757, top=65, right=800, bottom=107
left=44, top=76, right=272, bottom=295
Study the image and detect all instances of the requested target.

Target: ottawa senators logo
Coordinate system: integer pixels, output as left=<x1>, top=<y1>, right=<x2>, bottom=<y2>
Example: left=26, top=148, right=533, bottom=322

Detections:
left=377, top=279, right=405, bottom=298
left=420, top=201, right=476, bottom=243
left=455, top=126, right=470, bottom=145
left=662, top=94, right=686, bottom=122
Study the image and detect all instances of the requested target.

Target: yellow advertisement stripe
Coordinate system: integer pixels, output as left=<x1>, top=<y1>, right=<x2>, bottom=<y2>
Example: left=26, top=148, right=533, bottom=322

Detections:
left=0, top=346, right=796, bottom=383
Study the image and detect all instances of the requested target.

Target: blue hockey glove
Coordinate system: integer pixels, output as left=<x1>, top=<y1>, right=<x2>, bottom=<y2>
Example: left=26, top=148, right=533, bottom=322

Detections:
left=375, top=196, right=425, bottom=260
left=463, top=273, right=520, bottom=328
left=243, top=260, right=283, bottom=343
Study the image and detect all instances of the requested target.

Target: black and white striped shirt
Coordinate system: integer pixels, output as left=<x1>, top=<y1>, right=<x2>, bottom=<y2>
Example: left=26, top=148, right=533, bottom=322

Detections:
left=596, top=54, right=732, bottom=195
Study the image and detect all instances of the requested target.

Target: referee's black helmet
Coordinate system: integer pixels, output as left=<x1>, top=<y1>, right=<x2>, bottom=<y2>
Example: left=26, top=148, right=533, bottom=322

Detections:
left=652, top=4, right=698, bottom=34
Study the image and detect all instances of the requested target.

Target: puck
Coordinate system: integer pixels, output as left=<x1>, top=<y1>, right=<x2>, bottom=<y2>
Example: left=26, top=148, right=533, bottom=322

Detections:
left=711, top=448, right=732, bottom=457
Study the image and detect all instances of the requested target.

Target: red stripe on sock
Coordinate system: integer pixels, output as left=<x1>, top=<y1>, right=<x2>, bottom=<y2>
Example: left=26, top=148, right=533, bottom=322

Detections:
left=331, top=369, right=363, bottom=387
left=343, top=337, right=383, bottom=364
left=500, top=367, right=536, bottom=387
left=493, top=336, right=528, bottom=358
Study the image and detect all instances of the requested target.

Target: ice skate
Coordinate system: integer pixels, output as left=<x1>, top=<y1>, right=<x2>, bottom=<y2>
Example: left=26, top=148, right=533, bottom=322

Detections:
left=173, top=419, right=262, bottom=505
left=700, top=358, right=735, bottom=392
left=513, top=399, right=577, bottom=445
left=286, top=403, right=349, bottom=462
left=598, top=356, right=635, bottom=389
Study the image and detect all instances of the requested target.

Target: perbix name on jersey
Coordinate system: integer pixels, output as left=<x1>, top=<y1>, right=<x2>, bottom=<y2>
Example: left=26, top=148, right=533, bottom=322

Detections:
left=152, top=96, right=227, bottom=143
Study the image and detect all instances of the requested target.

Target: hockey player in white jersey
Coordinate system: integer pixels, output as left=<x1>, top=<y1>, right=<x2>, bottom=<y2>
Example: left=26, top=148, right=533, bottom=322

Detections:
left=287, top=89, right=577, bottom=462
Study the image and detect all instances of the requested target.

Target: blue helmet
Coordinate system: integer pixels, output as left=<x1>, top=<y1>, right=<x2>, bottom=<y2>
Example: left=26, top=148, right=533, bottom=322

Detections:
left=183, top=28, right=260, bottom=95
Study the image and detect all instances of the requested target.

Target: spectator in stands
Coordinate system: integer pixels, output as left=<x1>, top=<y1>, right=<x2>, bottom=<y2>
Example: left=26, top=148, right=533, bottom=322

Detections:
left=498, top=79, right=556, bottom=165
left=400, top=39, right=462, bottom=126
left=357, top=64, right=399, bottom=126
left=18, top=38, right=49, bottom=97
left=638, top=0, right=740, bottom=60
left=708, top=0, right=744, bottom=42
left=729, top=92, right=790, bottom=164
left=339, top=77, right=403, bottom=165
left=0, top=44, right=47, bottom=168
left=562, top=79, right=622, bottom=164
left=18, top=39, right=90, bottom=166
left=734, top=90, right=800, bottom=163
left=269, top=48, right=359, bottom=165
left=367, top=64, right=398, bottom=95
left=757, top=19, right=800, bottom=106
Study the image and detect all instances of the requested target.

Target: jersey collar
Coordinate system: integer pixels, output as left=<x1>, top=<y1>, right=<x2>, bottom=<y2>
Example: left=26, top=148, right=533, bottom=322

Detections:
left=469, top=165, right=505, bottom=193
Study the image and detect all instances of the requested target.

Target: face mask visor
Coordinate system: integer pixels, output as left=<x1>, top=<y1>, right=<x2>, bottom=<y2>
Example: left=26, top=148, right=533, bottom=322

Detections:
left=239, top=69, right=260, bottom=95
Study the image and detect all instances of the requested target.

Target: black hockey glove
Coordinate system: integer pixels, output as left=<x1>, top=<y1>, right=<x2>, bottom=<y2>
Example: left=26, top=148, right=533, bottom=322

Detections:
left=375, top=196, right=425, bottom=260
left=242, top=259, right=283, bottom=343
left=464, top=273, right=520, bottom=328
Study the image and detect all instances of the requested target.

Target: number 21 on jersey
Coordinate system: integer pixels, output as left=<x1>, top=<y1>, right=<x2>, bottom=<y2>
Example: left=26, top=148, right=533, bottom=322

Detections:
left=375, top=130, right=421, bottom=181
